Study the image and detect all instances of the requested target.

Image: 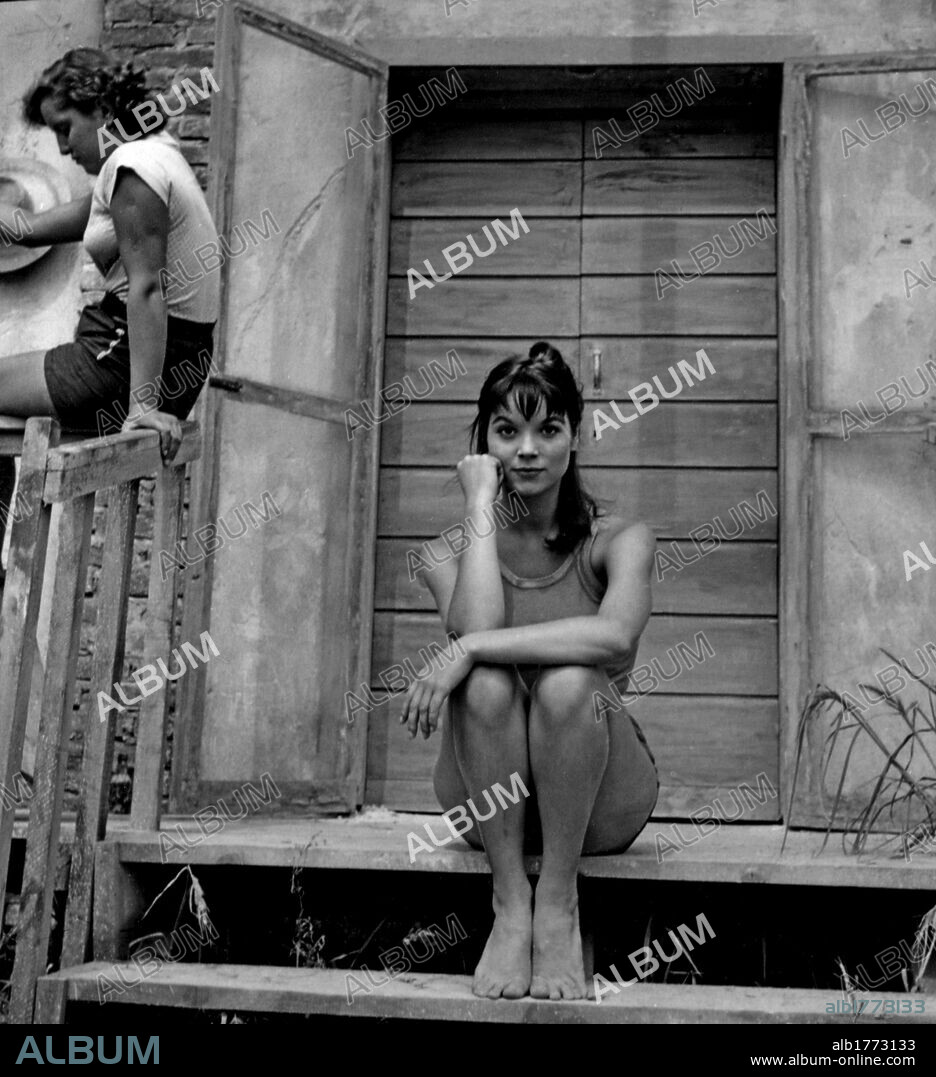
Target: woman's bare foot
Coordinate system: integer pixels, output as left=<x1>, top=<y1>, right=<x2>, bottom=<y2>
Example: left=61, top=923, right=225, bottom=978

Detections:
left=472, top=888, right=533, bottom=999
left=530, top=887, right=587, bottom=1000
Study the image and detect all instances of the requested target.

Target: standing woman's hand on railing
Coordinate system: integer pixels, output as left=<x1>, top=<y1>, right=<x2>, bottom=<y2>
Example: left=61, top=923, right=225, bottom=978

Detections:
left=121, top=408, right=181, bottom=464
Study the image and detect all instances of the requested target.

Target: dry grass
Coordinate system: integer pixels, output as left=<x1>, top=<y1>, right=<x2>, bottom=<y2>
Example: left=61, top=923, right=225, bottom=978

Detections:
left=786, top=647, right=936, bottom=857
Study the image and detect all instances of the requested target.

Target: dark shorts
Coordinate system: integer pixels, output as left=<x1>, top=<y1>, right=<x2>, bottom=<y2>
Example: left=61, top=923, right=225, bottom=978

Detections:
left=44, top=292, right=216, bottom=433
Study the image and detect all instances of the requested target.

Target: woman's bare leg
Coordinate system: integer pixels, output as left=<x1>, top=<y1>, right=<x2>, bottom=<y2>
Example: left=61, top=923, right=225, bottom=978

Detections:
left=0, top=351, right=56, bottom=574
left=434, top=663, right=532, bottom=999
left=0, top=350, right=57, bottom=416
left=528, top=665, right=610, bottom=1000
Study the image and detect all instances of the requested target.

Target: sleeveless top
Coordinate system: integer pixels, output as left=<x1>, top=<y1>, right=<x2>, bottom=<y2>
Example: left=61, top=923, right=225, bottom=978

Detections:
left=499, top=520, right=638, bottom=695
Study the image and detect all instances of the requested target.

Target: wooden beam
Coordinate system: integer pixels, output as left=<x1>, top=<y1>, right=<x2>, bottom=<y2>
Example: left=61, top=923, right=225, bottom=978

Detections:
left=0, top=419, right=56, bottom=913
left=9, top=492, right=94, bottom=1023
left=42, top=425, right=201, bottom=503
left=130, top=465, right=186, bottom=831
left=33, top=962, right=936, bottom=1024
left=60, top=481, right=139, bottom=968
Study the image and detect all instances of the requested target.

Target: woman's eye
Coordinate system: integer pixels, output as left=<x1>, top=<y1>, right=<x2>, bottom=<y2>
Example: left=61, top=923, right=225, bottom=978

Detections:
left=493, top=426, right=514, bottom=437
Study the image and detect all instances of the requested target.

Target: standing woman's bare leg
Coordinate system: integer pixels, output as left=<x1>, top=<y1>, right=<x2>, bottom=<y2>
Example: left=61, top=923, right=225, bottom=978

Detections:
left=436, top=663, right=532, bottom=998
left=528, top=665, right=610, bottom=999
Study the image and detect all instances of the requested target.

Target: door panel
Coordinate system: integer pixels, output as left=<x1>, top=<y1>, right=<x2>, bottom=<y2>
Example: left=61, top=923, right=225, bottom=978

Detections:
left=173, top=2, right=388, bottom=812
left=369, top=76, right=781, bottom=818
left=781, top=56, right=936, bottom=829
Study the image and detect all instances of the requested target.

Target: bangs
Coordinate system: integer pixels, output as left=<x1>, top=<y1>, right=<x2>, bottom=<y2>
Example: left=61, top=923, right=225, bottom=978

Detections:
left=488, top=370, right=569, bottom=426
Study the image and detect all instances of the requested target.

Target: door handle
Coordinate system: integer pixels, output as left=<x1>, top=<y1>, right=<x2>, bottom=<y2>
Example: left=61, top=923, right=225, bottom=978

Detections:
left=591, top=346, right=602, bottom=393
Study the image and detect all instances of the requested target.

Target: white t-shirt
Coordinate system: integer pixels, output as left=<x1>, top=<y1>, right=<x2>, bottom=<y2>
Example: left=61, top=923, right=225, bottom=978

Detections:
left=84, top=129, right=220, bottom=323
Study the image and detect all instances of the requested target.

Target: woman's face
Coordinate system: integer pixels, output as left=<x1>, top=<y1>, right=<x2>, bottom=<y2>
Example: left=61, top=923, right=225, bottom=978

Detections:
left=485, top=395, right=577, bottom=497
left=40, top=97, right=110, bottom=174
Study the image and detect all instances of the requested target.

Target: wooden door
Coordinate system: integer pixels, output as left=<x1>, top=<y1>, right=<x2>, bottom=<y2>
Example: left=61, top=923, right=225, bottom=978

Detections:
left=172, top=2, right=389, bottom=812
left=369, top=68, right=782, bottom=820
left=781, top=56, right=936, bottom=830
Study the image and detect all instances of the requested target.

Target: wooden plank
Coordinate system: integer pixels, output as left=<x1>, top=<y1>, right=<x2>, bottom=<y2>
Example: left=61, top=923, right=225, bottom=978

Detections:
left=387, top=278, right=580, bottom=337
left=389, top=218, right=580, bottom=276
left=34, top=963, right=934, bottom=1024
left=380, top=403, right=776, bottom=468
left=582, top=217, right=776, bottom=275
left=378, top=467, right=780, bottom=539
left=578, top=339, right=776, bottom=402
left=394, top=118, right=582, bottom=160
left=130, top=466, right=185, bottom=831
left=372, top=612, right=777, bottom=696
left=60, top=481, right=139, bottom=968
left=42, top=424, right=200, bottom=503
left=105, top=818, right=936, bottom=890
left=584, top=159, right=775, bottom=215
left=581, top=403, right=777, bottom=468
left=383, top=338, right=580, bottom=400
left=584, top=116, right=774, bottom=159
left=375, top=538, right=777, bottom=615
left=391, top=162, right=582, bottom=216
left=0, top=419, right=55, bottom=911
left=582, top=276, right=777, bottom=335
left=91, top=842, right=148, bottom=963
left=9, top=492, right=94, bottom=1023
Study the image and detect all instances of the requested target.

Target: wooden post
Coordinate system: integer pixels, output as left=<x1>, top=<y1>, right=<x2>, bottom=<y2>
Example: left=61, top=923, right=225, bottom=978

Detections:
left=0, top=419, right=56, bottom=918
left=130, top=463, right=186, bottom=831
left=60, top=481, right=139, bottom=968
left=9, top=492, right=95, bottom=1023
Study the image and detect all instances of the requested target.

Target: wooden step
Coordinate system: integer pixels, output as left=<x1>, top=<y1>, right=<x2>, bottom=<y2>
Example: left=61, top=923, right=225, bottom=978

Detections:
left=111, top=816, right=936, bottom=890
left=35, top=963, right=935, bottom=1024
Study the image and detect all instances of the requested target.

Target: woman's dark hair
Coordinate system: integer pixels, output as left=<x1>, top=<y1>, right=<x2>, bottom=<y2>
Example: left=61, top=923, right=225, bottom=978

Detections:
left=469, top=341, right=600, bottom=554
left=22, top=48, right=166, bottom=139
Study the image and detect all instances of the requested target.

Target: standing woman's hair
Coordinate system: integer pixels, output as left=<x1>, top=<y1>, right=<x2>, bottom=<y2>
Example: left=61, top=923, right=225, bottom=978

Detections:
left=21, top=48, right=164, bottom=140
left=469, top=341, right=601, bottom=554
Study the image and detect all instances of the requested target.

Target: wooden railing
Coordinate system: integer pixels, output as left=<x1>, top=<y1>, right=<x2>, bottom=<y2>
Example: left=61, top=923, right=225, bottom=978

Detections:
left=0, top=417, right=200, bottom=1021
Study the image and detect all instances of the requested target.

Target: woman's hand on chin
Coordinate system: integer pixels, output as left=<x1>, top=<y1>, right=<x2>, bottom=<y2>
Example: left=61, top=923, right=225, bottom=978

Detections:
left=456, top=453, right=502, bottom=506
left=400, top=639, right=474, bottom=740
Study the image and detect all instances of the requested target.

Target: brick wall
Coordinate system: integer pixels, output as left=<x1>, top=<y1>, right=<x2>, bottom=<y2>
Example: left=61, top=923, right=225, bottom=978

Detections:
left=67, top=1, right=219, bottom=810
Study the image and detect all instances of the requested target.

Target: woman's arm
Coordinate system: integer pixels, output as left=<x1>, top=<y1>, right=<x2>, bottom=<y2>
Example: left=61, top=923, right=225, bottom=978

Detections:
left=462, top=522, right=655, bottom=667
left=0, top=194, right=92, bottom=247
left=109, top=168, right=181, bottom=462
left=110, top=168, right=168, bottom=396
left=442, top=455, right=508, bottom=635
left=401, top=521, right=655, bottom=738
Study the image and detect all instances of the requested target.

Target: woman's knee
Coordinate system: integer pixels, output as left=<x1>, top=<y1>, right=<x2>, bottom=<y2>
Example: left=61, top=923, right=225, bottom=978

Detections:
left=455, top=664, right=518, bottom=723
left=531, top=665, right=602, bottom=723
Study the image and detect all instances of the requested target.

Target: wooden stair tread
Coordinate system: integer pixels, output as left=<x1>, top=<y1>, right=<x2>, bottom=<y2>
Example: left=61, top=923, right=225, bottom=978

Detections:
left=108, top=816, right=936, bottom=890
left=36, top=963, right=934, bottom=1023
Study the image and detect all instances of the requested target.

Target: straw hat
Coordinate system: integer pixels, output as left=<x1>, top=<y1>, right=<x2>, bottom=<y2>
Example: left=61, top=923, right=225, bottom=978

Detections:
left=0, top=156, right=72, bottom=273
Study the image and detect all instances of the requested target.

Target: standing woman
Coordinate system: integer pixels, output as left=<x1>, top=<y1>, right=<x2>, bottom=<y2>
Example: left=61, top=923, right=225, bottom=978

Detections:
left=400, top=342, right=660, bottom=1001
left=0, top=47, right=218, bottom=497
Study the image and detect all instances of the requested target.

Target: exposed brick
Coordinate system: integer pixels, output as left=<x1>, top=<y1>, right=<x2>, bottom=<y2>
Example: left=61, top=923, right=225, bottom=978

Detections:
left=185, top=20, right=218, bottom=45
left=179, top=139, right=208, bottom=167
left=176, top=113, right=210, bottom=138
left=106, top=0, right=152, bottom=23
left=108, top=25, right=181, bottom=48
left=141, top=47, right=216, bottom=69
left=150, top=0, right=210, bottom=21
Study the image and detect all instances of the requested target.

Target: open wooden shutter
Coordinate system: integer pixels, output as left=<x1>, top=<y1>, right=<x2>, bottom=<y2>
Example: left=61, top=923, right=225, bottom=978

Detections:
left=172, top=1, right=389, bottom=812
left=781, top=55, right=936, bottom=828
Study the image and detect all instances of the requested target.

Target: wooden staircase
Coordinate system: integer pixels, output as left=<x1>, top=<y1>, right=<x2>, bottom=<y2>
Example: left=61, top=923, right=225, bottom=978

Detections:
left=1, top=416, right=934, bottom=1024
left=18, top=811, right=936, bottom=1024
